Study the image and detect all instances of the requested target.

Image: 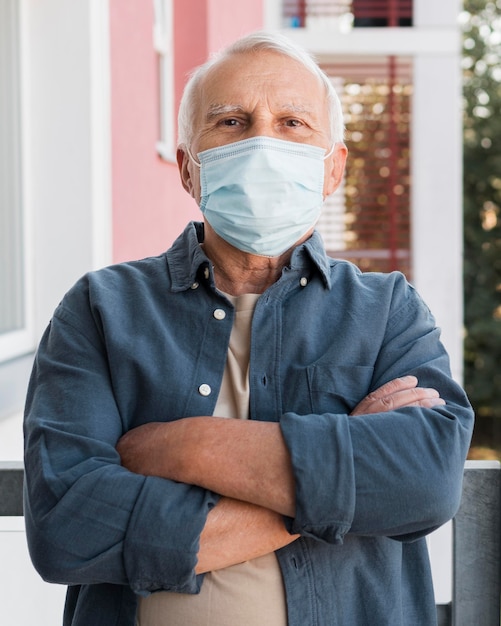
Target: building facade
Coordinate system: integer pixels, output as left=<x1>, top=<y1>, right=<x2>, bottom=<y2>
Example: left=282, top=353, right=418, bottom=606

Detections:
left=0, top=0, right=463, bottom=435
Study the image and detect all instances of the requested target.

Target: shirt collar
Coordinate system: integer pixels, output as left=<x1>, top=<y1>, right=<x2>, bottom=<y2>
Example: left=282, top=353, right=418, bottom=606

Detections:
left=166, top=222, right=332, bottom=292
left=290, top=230, right=333, bottom=289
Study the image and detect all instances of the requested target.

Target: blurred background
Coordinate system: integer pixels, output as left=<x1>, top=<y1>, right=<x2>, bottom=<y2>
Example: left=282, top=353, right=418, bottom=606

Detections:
left=1, top=0, right=500, bottom=461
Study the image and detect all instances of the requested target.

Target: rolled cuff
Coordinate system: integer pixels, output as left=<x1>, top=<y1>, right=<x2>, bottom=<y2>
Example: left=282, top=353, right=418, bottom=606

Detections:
left=280, top=412, right=355, bottom=544
left=124, top=476, right=219, bottom=595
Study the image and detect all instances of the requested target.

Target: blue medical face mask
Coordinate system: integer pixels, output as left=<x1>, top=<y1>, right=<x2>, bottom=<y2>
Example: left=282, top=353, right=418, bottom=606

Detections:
left=189, top=136, right=332, bottom=257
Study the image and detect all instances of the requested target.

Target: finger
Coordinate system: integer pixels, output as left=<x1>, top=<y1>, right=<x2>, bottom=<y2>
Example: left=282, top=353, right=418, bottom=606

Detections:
left=366, top=375, right=418, bottom=401
left=351, top=384, right=443, bottom=415
left=352, top=377, right=419, bottom=414
left=374, top=386, right=442, bottom=408
left=405, top=397, right=446, bottom=409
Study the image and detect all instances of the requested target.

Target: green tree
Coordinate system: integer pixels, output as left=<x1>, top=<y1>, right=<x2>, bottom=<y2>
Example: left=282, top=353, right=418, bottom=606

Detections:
left=462, top=0, right=501, bottom=443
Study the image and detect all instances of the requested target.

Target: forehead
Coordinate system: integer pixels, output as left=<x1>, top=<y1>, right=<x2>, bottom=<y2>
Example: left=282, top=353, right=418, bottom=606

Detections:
left=197, top=49, right=327, bottom=111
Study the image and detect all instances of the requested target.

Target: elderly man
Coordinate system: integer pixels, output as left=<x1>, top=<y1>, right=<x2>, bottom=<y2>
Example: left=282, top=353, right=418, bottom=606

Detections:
left=24, top=32, right=473, bottom=626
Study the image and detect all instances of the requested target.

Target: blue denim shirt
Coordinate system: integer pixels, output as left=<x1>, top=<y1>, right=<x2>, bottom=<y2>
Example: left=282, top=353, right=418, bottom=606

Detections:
left=24, top=222, right=473, bottom=625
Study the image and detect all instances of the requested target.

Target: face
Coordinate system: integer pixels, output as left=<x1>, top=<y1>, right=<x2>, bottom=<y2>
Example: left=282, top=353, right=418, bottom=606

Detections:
left=177, top=49, right=347, bottom=203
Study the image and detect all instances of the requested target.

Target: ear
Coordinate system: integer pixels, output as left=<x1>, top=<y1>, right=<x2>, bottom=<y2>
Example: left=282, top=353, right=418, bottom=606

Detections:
left=177, top=146, right=195, bottom=197
left=323, top=143, right=348, bottom=198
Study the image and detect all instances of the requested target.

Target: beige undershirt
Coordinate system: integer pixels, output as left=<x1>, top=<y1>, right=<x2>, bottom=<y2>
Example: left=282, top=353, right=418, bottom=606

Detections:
left=137, top=293, right=288, bottom=626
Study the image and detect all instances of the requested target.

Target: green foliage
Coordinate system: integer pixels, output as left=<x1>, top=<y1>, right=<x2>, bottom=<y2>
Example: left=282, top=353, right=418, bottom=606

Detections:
left=462, top=0, right=501, bottom=419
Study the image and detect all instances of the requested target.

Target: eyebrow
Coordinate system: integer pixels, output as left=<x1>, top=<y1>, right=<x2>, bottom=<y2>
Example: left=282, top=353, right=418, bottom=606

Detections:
left=205, top=104, right=245, bottom=120
left=281, top=104, right=312, bottom=115
left=205, top=103, right=314, bottom=120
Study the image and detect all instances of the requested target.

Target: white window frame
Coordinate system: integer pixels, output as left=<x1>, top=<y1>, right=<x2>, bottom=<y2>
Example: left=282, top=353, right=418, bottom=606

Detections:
left=153, top=0, right=176, bottom=162
left=0, top=0, right=34, bottom=363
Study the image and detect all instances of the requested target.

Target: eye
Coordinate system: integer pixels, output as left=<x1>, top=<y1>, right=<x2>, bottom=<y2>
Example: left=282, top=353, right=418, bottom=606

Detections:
left=220, top=118, right=241, bottom=127
left=285, top=119, right=304, bottom=127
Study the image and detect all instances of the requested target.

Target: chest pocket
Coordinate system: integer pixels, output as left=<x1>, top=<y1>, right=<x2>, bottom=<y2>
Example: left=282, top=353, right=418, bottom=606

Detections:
left=306, top=364, right=374, bottom=415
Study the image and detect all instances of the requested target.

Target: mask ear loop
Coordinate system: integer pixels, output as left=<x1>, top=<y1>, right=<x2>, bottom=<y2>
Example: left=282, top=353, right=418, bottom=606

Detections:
left=323, top=143, right=336, bottom=160
left=186, top=146, right=201, bottom=168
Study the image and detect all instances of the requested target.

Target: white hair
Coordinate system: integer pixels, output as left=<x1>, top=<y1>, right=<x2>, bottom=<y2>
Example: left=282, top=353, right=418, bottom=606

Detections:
left=177, top=31, right=344, bottom=147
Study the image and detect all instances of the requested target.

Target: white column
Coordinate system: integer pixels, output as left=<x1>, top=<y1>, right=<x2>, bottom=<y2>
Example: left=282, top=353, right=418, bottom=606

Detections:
left=411, top=0, right=463, bottom=382
left=23, top=0, right=112, bottom=338
left=414, top=0, right=463, bottom=27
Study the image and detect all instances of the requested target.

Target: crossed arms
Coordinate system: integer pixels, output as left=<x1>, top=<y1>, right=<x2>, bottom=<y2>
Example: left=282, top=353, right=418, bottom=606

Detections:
left=117, top=376, right=445, bottom=573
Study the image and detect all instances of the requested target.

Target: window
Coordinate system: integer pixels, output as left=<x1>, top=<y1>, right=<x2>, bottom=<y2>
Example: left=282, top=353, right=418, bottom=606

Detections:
left=352, top=0, right=412, bottom=27
left=283, top=0, right=413, bottom=28
left=153, top=0, right=176, bottom=161
left=0, top=0, right=33, bottom=361
left=316, top=57, right=412, bottom=277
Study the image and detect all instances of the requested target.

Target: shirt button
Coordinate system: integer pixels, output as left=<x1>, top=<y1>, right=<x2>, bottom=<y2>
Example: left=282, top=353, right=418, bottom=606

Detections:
left=191, top=282, right=199, bottom=290
left=300, top=277, right=308, bottom=287
left=204, top=267, right=210, bottom=280
left=213, top=308, right=226, bottom=320
left=198, top=383, right=212, bottom=396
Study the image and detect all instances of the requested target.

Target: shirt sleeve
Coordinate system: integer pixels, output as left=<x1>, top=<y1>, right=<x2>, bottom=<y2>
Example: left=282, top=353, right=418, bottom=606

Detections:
left=280, top=276, right=474, bottom=544
left=23, top=281, right=218, bottom=595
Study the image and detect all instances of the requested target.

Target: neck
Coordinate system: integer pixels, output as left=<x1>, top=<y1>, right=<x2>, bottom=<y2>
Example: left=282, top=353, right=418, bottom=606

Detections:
left=202, top=223, right=300, bottom=296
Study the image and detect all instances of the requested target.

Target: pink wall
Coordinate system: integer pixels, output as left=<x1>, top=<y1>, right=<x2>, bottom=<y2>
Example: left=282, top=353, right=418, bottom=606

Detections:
left=109, top=0, right=264, bottom=263
left=109, top=0, right=196, bottom=263
left=206, top=0, right=264, bottom=51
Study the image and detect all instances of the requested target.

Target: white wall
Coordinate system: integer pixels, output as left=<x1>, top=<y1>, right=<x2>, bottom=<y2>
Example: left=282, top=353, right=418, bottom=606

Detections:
left=0, top=412, right=23, bottom=461
left=22, top=0, right=112, bottom=340
left=0, top=517, right=66, bottom=625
